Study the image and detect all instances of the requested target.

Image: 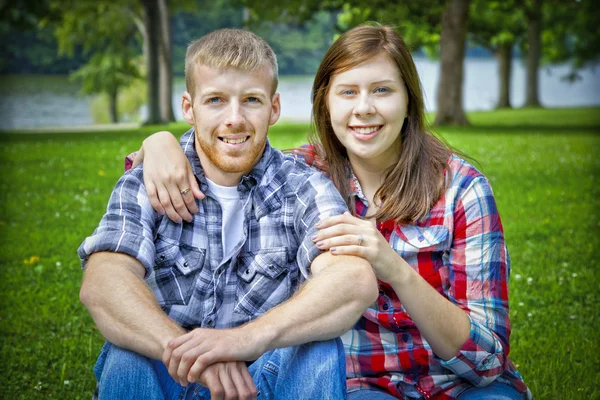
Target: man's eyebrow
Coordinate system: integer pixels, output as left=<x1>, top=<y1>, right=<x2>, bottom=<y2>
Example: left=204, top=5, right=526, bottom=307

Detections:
left=244, top=90, right=268, bottom=97
left=199, top=89, right=226, bottom=97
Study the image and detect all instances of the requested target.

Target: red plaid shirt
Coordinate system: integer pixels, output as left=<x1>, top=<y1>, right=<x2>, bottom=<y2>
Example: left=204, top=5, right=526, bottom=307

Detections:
left=293, top=145, right=531, bottom=399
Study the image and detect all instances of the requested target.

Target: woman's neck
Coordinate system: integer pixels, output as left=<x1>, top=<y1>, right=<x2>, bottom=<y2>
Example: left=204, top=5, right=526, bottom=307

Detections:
left=348, top=155, right=397, bottom=216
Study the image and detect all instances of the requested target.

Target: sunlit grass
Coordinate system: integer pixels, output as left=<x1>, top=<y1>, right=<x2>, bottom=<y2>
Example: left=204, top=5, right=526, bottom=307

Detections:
left=0, top=107, right=598, bottom=399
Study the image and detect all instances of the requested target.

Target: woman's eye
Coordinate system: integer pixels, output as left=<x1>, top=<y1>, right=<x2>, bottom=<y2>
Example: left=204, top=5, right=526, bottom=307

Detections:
left=341, top=89, right=356, bottom=96
left=374, top=87, right=390, bottom=94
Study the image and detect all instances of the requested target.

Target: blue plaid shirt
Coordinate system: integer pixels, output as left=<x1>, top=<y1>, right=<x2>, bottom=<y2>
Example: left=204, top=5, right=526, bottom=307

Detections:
left=78, top=128, right=349, bottom=330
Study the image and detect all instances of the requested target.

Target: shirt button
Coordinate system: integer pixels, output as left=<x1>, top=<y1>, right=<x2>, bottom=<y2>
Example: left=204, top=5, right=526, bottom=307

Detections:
left=183, top=262, right=189, bottom=268
left=267, top=264, right=275, bottom=271
left=382, top=303, right=389, bottom=311
left=159, top=255, right=165, bottom=261
left=402, top=333, right=410, bottom=342
left=209, top=216, right=217, bottom=222
left=245, top=268, right=251, bottom=275
left=206, top=318, right=214, bottom=327
left=378, top=290, right=384, bottom=296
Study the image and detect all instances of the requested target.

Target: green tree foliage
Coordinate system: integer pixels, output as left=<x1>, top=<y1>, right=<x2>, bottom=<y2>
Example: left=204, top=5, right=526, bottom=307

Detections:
left=542, top=0, right=600, bottom=77
left=70, top=52, right=142, bottom=123
left=45, top=0, right=142, bottom=123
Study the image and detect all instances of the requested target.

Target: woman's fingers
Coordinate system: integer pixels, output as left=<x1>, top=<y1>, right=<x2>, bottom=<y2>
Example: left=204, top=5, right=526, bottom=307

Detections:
left=156, top=183, right=182, bottom=223
left=145, top=181, right=166, bottom=216
left=187, top=163, right=205, bottom=202
left=313, top=223, right=364, bottom=243
left=315, top=234, right=366, bottom=250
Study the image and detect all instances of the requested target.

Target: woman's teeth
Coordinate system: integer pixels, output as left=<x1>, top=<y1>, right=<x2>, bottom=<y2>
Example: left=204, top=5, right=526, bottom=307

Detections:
left=353, top=126, right=379, bottom=134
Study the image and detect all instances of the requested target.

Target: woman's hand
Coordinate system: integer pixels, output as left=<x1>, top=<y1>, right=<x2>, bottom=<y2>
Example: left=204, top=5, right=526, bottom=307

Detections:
left=138, top=131, right=205, bottom=223
left=313, top=212, right=410, bottom=284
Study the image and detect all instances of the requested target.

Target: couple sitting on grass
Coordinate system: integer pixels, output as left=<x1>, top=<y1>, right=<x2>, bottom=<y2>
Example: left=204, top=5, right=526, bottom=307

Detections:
left=79, top=25, right=531, bottom=400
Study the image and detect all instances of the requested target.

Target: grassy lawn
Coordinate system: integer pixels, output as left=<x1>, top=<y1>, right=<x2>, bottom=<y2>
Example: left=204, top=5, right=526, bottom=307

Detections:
left=0, top=107, right=598, bottom=399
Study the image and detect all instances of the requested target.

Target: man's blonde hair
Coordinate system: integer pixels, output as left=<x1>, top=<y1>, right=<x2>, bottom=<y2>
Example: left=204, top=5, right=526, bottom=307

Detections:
left=185, top=28, right=279, bottom=97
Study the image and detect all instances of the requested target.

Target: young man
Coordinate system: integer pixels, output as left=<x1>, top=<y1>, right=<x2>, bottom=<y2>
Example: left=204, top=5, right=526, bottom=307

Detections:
left=78, top=29, right=378, bottom=400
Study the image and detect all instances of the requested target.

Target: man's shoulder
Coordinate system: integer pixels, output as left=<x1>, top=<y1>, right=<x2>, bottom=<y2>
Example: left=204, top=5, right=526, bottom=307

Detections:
left=266, top=148, right=332, bottom=196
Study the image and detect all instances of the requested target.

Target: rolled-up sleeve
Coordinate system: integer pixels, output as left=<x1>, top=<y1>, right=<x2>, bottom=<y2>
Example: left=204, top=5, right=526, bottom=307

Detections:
left=293, top=171, right=349, bottom=279
left=77, top=169, right=157, bottom=276
left=441, top=175, right=511, bottom=387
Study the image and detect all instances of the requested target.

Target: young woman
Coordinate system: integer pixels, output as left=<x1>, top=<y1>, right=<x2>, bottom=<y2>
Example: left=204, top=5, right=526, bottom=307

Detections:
left=128, top=24, right=530, bottom=400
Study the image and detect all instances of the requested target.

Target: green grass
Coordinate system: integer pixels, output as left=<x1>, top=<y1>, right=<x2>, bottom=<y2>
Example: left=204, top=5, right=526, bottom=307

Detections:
left=1, top=107, right=599, bottom=399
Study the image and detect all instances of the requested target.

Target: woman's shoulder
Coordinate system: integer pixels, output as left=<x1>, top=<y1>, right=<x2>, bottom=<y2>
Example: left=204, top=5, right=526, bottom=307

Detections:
left=289, top=143, right=329, bottom=174
left=446, top=153, right=488, bottom=187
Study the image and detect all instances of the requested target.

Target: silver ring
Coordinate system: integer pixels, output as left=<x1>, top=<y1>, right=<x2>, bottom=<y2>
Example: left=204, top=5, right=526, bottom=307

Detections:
left=180, top=188, right=191, bottom=196
left=357, top=234, right=364, bottom=246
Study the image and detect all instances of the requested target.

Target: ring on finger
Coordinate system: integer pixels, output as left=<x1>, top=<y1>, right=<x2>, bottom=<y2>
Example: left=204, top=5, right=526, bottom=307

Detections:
left=357, top=234, right=364, bottom=246
left=180, top=188, right=191, bottom=196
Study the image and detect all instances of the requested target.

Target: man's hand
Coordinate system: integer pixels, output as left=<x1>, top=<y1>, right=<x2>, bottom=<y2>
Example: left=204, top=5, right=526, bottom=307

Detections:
left=197, top=361, right=257, bottom=400
left=163, top=327, right=266, bottom=385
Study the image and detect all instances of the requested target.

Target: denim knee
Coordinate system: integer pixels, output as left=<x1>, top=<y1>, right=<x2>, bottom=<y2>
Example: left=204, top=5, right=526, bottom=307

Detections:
left=95, top=342, right=164, bottom=400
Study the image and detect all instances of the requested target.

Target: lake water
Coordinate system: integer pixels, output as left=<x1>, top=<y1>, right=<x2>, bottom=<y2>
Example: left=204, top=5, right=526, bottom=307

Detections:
left=0, top=57, right=598, bottom=130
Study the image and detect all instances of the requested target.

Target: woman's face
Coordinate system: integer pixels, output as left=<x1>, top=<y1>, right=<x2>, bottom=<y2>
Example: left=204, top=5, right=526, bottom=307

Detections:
left=326, top=53, right=408, bottom=169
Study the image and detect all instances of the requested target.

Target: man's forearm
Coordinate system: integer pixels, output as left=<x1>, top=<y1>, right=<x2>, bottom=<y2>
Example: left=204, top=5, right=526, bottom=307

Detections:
left=80, top=252, right=184, bottom=359
left=247, top=253, right=378, bottom=352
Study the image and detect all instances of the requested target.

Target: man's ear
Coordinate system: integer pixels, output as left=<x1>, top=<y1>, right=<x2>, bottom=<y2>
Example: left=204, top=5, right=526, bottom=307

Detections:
left=182, top=91, right=195, bottom=125
left=269, top=92, right=281, bottom=126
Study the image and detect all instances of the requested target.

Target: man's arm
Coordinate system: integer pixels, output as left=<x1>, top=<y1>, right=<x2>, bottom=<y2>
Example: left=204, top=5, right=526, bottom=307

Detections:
left=80, top=251, right=184, bottom=360
left=165, top=251, right=378, bottom=383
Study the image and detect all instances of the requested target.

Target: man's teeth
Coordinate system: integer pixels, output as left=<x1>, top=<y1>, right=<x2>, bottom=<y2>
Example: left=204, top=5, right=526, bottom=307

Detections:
left=353, top=126, right=379, bottom=134
left=222, top=137, right=248, bottom=144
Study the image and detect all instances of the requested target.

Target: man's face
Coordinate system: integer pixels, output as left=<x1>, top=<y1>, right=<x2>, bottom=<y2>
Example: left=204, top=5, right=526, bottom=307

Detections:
left=182, top=64, right=280, bottom=184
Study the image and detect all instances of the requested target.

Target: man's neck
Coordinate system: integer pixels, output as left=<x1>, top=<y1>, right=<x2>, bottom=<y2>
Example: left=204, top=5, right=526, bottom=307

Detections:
left=202, top=166, right=244, bottom=187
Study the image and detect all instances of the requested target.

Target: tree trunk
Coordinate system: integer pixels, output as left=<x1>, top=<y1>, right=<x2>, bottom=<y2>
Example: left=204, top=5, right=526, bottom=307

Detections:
left=495, top=43, right=513, bottom=109
left=109, top=87, right=119, bottom=123
left=525, top=0, right=542, bottom=107
left=141, top=0, right=164, bottom=125
left=434, top=0, right=470, bottom=126
left=158, top=0, right=175, bottom=122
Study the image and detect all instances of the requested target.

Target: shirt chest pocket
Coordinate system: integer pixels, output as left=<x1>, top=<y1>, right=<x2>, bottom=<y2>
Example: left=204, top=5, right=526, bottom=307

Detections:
left=234, top=247, right=290, bottom=317
left=153, top=238, right=206, bottom=306
left=394, top=225, right=450, bottom=292
left=394, top=225, right=450, bottom=253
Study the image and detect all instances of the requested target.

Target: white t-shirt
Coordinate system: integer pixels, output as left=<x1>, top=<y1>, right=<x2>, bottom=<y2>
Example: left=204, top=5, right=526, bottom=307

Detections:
left=205, top=178, right=245, bottom=257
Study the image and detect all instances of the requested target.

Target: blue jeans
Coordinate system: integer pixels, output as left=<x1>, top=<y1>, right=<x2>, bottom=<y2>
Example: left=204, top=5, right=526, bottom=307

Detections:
left=346, top=382, right=525, bottom=400
left=94, top=339, right=346, bottom=400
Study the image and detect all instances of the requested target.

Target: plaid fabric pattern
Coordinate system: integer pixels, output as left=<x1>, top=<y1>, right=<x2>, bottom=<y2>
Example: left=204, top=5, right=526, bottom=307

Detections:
left=79, top=129, right=349, bottom=330
left=294, top=145, right=531, bottom=400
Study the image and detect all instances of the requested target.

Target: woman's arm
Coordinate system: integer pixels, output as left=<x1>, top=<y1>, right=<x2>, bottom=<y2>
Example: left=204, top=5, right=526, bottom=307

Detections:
left=314, top=176, right=513, bottom=386
left=127, top=131, right=204, bottom=223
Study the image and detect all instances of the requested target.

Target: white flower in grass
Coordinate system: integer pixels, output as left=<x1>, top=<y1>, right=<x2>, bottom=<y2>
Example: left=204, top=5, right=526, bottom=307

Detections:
left=64, top=380, right=70, bottom=385
left=572, top=273, right=578, bottom=278
left=518, top=302, right=524, bottom=307
left=56, top=261, right=62, bottom=267
left=527, top=312, right=533, bottom=318
left=527, top=277, right=533, bottom=285
left=514, top=274, right=522, bottom=280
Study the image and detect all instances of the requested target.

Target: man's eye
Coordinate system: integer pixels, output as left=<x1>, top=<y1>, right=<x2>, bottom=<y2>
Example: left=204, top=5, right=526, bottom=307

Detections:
left=207, top=97, right=222, bottom=104
left=247, top=97, right=261, bottom=104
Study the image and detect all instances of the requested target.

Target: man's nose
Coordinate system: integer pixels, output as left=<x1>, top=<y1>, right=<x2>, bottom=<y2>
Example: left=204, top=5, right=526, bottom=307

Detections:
left=224, top=102, right=246, bottom=129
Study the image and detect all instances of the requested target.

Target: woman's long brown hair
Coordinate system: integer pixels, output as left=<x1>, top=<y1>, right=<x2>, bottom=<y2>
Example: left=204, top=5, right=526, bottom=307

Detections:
left=310, top=24, right=452, bottom=224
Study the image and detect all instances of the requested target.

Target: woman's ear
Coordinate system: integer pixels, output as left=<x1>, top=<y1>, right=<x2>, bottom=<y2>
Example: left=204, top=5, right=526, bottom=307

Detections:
left=182, top=92, right=195, bottom=125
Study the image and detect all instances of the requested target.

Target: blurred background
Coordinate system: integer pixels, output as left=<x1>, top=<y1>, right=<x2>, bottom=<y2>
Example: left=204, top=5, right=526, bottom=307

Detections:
left=1, top=0, right=598, bottom=131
